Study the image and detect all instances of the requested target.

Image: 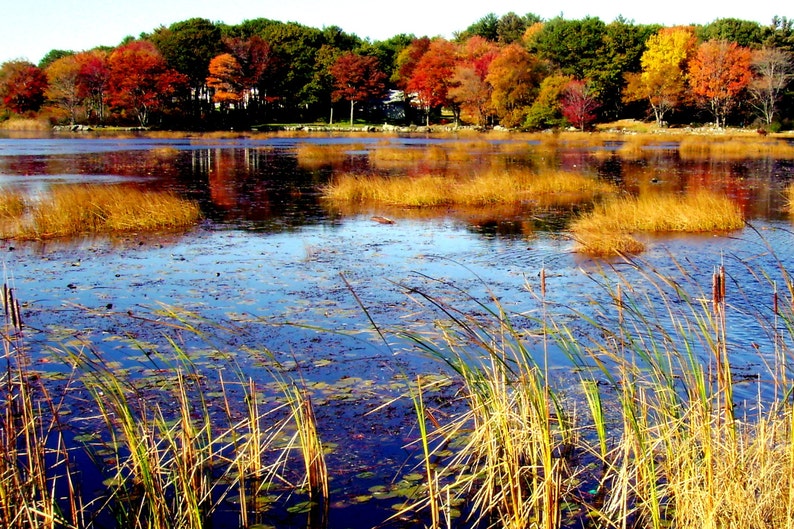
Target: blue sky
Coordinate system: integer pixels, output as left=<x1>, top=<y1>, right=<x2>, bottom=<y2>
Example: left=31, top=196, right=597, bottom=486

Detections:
left=1, top=0, right=788, bottom=65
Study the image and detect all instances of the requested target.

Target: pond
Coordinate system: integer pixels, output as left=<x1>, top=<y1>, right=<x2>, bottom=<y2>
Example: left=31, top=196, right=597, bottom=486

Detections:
left=1, top=131, right=794, bottom=528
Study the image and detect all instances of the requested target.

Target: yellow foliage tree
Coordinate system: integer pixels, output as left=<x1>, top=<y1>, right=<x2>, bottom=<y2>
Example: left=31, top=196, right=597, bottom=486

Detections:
left=623, top=26, right=697, bottom=126
left=45, top=54, right=82, bottom=125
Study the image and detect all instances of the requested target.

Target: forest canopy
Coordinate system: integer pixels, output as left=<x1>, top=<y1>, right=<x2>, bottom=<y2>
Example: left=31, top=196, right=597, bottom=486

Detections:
left=2, top=12, right=794, bottom=131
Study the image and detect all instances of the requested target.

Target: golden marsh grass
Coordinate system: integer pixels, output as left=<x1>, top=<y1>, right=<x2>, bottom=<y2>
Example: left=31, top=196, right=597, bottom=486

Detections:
left=0, top=118, right=50, bottom=131
left=1, top=185, right=202, bottom=239
left=572, top=190, right=745, bottom=255
left=295, top=143, right=364, bottom=167
left=679, top=135, right=794, bottom=159
left=0, top=190, right=26, bottom=218
left=324, top=168, right=617, bottom=208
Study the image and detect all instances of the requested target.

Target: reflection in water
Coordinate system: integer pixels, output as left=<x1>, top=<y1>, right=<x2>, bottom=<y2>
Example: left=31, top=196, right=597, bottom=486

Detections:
left=1, top=136, right=792, bottom=229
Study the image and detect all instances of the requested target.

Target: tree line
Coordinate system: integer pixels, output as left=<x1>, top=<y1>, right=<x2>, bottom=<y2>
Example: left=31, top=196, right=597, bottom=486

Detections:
left=1, top=13, right=793, bottom=130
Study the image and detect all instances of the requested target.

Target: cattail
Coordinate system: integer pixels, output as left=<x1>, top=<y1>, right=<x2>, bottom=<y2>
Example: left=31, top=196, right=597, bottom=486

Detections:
left=720, top=264, right=726, bottom=302
left=616, top=283, right=623, bottom=324
left=540, top=267, right=546, bottom=299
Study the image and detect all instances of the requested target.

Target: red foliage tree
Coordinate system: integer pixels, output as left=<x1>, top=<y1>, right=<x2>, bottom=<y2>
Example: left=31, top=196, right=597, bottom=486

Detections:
left=561, top=79, right=600, bottom=131
left=224, top=36, right=275, bottom=111
left=76, top=50, right=110, bottom=124
left=0, top=60, right=48, bottom=114
left=406, top=38, right=458, bottom=125
left=330, top=52, right=386, bottom=127
left=107, top=41, right=187, bottom=126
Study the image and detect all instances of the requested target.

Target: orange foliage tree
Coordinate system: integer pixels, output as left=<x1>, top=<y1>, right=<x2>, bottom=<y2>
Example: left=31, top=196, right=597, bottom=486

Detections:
left=449, top=36, right=499, bottom=126
left=688, top=40, right=753, bottom=128
left=485, top=43, right=546, bottom=128
left=207, top=53, right=245, bottom=109
left=45, top=55, right=82, bottom=124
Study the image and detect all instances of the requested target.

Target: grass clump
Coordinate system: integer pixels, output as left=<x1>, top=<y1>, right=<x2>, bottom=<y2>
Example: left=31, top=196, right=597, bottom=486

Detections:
left=572, top=190, right=745, bottom=256
left=678, top=135, right=794, bottom=159
left=2, top=184, right=202, bottom=239
left=0, top=190, right=25, bottom=218
left=324, top=168, right=617, bottom=208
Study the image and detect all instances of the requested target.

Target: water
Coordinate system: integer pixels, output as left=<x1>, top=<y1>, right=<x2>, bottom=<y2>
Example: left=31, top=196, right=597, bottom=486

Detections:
left=2, top=132, right=794, bottom=527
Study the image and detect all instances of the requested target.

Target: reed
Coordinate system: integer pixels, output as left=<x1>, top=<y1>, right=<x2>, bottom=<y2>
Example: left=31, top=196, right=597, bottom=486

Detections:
left=0, top=284, right=81, bottom=529
left=2, top=184, right=201, bottom=239
left=572, top=190, right=745, bottom=255
left=381, top=243, right=794, bottom=529
left=324, top=168, right=617, bottom=208
left=393, top=277, right=572, bottom=529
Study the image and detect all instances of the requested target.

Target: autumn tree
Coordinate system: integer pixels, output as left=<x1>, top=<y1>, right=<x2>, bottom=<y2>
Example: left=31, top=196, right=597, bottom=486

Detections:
left=688, top=40, right=753, bottom=128
left=524, top=74, right=571, bottom=129
left=485, top=43, right=546, bottom=127
left=329, top=52, right=386, bottom=127
left=622, top=26, right=697, bottom=125
left=747, top=47, right=793, bottom=127
left=449, top=36, right=499, bottom=126
left=406, top=38, right=458, bottom=125
left=561, top=79, right=601, bottom=131
left=0, top=60, right=48, bottom=115
left=392, top=37, right=431, bottom=123
left=207, top=53, right=245, bottom=111
left=45, top=54, right=82, bottom=124
left=221, top=35, right=278, bottom=122
left=107, top=41, right=187, bottom=126
left=149, top=18, right=222, bottom=116
left=76, top=50, right=110, bottom=124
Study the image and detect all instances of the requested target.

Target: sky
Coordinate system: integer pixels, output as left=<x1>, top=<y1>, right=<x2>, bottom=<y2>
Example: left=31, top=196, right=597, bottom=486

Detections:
left=1, top=0, right=789, bottom=65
